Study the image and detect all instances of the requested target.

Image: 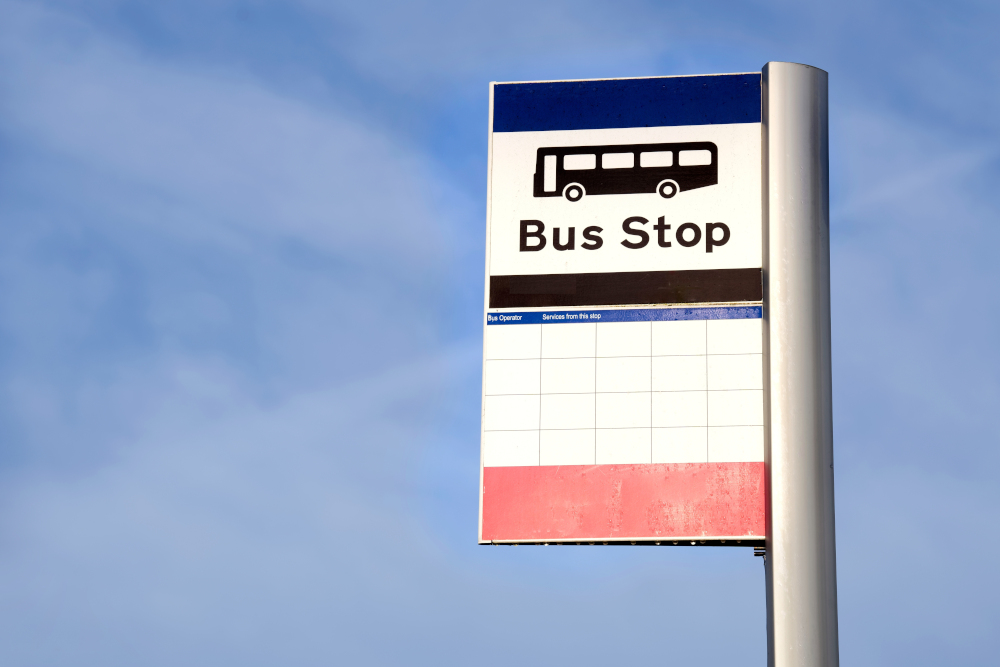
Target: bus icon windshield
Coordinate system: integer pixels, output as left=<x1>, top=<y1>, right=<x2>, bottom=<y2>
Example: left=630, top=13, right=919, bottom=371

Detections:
left=533, top=141, right=718, bottom=202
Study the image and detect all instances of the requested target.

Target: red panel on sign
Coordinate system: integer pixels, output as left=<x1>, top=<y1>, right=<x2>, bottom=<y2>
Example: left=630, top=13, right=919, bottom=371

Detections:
left=481, top=462, right=764, bottom=542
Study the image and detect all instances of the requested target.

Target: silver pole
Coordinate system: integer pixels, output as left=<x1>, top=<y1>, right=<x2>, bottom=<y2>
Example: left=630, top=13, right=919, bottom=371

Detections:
left=762, top=62, right=840, bottom=667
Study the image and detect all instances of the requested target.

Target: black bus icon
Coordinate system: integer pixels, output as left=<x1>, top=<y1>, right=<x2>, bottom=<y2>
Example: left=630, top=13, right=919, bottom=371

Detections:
left=533, top=142, right=718, bottom=202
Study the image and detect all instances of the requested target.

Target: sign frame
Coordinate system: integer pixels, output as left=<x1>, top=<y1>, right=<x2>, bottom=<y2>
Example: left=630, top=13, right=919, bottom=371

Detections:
left=479, top=72, right=771, bottom=547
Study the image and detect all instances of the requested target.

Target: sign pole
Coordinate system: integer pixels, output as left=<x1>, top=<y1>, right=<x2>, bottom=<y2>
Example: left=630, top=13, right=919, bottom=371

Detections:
left=762, top=62, right=840, bottom=667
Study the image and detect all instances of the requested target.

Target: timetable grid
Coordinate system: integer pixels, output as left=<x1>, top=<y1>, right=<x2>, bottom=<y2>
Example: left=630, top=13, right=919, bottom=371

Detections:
left=482, top=309, right=765, bottom=468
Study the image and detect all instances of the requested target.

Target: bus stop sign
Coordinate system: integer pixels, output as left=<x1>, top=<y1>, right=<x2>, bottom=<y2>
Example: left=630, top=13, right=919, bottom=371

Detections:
left=479, top=73, right=766, bottom=545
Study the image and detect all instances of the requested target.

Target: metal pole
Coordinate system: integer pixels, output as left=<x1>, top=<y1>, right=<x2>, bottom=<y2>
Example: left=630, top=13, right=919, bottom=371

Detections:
left=762, top=61, right=840, bottom=667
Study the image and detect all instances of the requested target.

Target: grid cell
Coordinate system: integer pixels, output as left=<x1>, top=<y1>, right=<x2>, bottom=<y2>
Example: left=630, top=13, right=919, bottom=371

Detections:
left=707, top=354, right=763, bottom=390
left=596, top=428, right=651, bottom=464
left=596, top=321, right=651, bottom=357
left=540, top=393, right=595, bottom=430
left=486, top=323, right=541, bottom=359
left=652, top=427, right=708, bottom=463
left=652, top=319, right=706, bottom=356
left=541, top=322, right=596, bottom=358
left=596, top=357, right=651, bottom=392
left=483, top=430, right=539, bottom=467
left=484, top=394, right=540, bottom=431
left=485, top=359, right=540, bottom=395
left=540, top=429, right=595, bottom=466
left=652, top=391, right=708, bottom=427
left=652, top=355, right=706, bottom=391
left=541, top=358, right=595, bottom=394
left=596, top=392, right=651, bottom=428
left=707, top=318, right=762, bottom=355
left=708, top=426, right=765, bottom=462
left=707, top=389, right=764, bottom=426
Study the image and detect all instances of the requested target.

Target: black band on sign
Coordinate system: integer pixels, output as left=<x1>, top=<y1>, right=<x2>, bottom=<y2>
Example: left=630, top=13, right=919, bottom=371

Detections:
left=489, top=268, right=762, bottom=308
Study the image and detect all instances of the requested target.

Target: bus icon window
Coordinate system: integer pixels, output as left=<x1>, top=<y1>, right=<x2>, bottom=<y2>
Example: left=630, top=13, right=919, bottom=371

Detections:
left=564, top=154, right=596, bottom=170
left=533, top=142, right=718, bottom=201
left=543, top=155, right=557, bottom=191
left=640, top=151, right=673, bottom=168
left=679, top=149, right=713, bottom=166
left=602, top=152, right=635, bottom=169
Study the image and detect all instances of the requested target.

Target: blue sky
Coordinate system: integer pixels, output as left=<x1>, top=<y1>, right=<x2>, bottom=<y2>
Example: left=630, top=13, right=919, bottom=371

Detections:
left=1, top=0, right=998, bottom=664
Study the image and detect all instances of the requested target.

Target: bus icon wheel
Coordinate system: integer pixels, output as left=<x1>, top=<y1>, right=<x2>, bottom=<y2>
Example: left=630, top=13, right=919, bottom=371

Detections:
left=563, top=183, right=585, bottom=202
left=657, top=179, right=680, bottom=199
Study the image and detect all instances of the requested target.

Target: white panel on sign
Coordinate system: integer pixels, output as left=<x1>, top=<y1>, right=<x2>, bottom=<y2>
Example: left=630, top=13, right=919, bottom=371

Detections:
left=488, top=123, right=762, bottom=277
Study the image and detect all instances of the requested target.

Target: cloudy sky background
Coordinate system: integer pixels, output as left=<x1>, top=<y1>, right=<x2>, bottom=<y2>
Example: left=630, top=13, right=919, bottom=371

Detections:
left=1, top=0, right=998, bottom=664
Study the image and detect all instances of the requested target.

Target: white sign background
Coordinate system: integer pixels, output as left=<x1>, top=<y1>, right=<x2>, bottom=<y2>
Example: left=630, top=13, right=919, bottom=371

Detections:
left=488, top=123, right=762, bottom=277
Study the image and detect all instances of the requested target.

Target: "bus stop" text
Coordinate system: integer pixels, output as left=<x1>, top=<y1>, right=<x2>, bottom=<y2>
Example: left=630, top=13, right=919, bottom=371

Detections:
left=519, top=217, right=731, bottom=253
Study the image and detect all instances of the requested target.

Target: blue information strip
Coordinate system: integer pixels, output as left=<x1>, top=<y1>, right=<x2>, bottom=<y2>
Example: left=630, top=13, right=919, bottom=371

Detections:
left=486, top=305, right=761, bottom=325
left=493, top=74, right=761, bottom=132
